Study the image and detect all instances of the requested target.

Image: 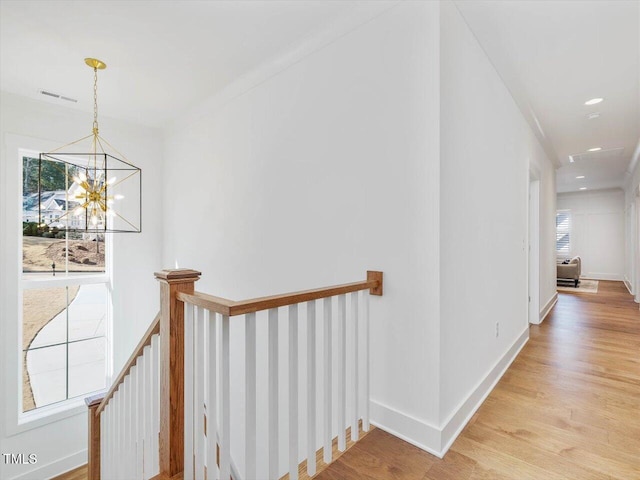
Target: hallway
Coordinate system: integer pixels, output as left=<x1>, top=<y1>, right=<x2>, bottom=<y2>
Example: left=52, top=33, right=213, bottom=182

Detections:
left=315, top=281, right=640, bottom=480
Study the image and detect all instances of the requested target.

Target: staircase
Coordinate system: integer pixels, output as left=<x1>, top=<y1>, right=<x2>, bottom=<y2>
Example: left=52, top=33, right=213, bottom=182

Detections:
left=86, top=269, right=383, bottom=480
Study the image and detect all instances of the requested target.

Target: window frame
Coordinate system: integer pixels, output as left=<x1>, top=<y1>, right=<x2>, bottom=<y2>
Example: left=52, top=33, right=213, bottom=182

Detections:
left=2, top=135, right=113, bottom=436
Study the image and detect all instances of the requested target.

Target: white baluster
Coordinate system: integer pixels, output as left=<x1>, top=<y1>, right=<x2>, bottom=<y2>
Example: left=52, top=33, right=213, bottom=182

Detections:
left=121, top=376, right=128, bottom=478
left=350, top=292, right=359, bottom=441
left=122, top=376, right=133, bottom=478
left=184, top=303, right=195, bottom=480
left=118, top=383, right=124, bottom=479
left=206, top=311, right=218, bottom=480
left=220, top=314, right=231, bottom=480
left=109, top=394, right=115, bottom=479
left=144, top=345, right=152, bottom=478
left=123, top=375, right=130, bottom=478
left=108, top=404, right=113, bottom=479
left=111, top=400, right=116, bottom=479
left=323, top=297, right=332, bottom=464
left=112, top=400, right=117, bottom=479
left=268, top=308, right=279, bottom=479
left=337, top=294, right=346, bottom=451
left=101, top=408, right=106, bottom=480
left=137, top=357, right=145, bottom=480
left=245, top=312, right=256, bottom=480
left=363, top=291, right=370, bottom=431
left=195, top=307, right=206, bottom=479
left=114, top=391, right=120, bottom=479
left=111, top=401, right=116, bottom=479
left=118, top=386, right=123, bottom=480
left=151, top=334, right=160, bottom=476
left=119, top=389, right=124, bottom=480
left=306, top=300, right=317, bottom=476
left=127, top=379, right=133, bottom=477
left=289, top=304, right=299, bottom=480
left=130, top=369, right=137, bottom=477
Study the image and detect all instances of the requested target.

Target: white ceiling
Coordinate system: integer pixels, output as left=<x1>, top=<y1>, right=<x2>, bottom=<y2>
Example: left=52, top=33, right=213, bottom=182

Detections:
left=0, top=0, right=393, bottom=127
left=455, top=0, right=640, bottom=193
left=2, top=1, right=639, bottom=193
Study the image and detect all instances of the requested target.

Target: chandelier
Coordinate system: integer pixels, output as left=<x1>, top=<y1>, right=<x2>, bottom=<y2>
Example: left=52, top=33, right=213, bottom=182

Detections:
left=37, top=58, right=141, bottom=233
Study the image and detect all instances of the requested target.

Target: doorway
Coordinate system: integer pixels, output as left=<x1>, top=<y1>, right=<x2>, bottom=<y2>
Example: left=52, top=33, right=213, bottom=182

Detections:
left=528, top=175, right=540, bottom=324
left=636, top=193, right=640, bottom=303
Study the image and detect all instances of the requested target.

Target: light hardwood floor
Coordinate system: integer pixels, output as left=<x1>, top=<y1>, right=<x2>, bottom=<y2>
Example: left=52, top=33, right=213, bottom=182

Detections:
left=316, top=281, right=640, bottom=480
left=55, top=281, right=639, bottom=480
left=53, top=465, right=87, bottom=480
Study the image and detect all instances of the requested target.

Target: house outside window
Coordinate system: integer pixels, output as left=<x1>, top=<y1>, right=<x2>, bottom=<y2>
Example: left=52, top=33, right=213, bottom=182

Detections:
left=556, top=210, right=571, bottom=257
left=21, top=153, right=109, bottom=413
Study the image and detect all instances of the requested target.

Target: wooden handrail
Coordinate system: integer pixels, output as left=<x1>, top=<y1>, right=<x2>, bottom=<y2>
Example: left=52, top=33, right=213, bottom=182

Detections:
left=95, top=312, right=161, bottom=415
left=177, top=270, right=383, bottom=316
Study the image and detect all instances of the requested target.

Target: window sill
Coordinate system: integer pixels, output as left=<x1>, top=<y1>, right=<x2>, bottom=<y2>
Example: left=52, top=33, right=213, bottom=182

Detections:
left=22, top=273, right=109, bottom=289
left=8, top=395, right=93, bottom=437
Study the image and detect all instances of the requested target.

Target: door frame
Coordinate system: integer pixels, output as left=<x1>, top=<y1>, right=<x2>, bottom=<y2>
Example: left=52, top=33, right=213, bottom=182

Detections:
left=635, top=190, right=640, bottom=303
left=528, top=169, right=541, bottom=324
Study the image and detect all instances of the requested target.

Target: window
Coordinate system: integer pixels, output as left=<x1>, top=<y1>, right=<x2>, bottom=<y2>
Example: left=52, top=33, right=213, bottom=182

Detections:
left=556, top=210, right=571, bottom=256
left=21, top=153, right=109, bottom=413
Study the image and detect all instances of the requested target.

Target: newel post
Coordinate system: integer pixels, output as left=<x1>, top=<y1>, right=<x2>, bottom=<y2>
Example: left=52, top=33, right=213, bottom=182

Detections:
left=85, top=392, right=105, bottom=480
left=155, top=268, right=201, bottom=476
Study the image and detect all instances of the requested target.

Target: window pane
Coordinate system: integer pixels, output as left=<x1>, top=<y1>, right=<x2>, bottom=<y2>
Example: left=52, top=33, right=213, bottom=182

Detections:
left=24, top=344, right=67, bottom=411
left=556, top=211, right=571, bottom=254
left=23, top=156, right=67, bottom=273
left=68, top=338, right=106, bottom=399
left=23, top=287, right=72, bottom=350
left=22, top=156, right=106, bottom=275
left=23, top=284, right=107, bottom=412
left=22, top=236, right=106, bottom=275
left=68, top=284, right=107, bottom=341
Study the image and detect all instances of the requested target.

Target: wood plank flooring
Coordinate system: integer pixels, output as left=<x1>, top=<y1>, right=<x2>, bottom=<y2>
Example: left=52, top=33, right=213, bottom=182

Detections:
left=315, top=281, right=640, bottom=480
left=53, top=281, right=640, bottom=480
left=52, top=465, right=87, bottom=480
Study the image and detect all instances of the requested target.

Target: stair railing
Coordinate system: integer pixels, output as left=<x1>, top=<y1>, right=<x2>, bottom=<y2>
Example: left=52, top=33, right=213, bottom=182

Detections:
left=178, top=270, right=383, bottom=480
left=87, top=313, right=161, bottom=480
left=87, top=269, right=382, bottom=480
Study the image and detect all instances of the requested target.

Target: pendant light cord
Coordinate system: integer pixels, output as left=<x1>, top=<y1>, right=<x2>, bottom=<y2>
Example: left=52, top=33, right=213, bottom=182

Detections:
left=93, top=67, right=99, bottom=135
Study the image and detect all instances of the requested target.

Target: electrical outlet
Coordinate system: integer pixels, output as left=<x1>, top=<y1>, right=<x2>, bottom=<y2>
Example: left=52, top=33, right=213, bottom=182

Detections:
left=495, top=322, right=500, bottom=338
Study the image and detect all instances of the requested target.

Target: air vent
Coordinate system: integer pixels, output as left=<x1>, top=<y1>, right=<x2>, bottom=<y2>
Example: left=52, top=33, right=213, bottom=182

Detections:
left=39, top=90, right=78, bottom=103
left=569, top=147, right=625, bottom=163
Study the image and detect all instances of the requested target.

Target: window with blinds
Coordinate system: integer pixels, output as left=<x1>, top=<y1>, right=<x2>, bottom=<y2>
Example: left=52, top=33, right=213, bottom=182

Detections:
left=556, top=210, right=571, bottom=256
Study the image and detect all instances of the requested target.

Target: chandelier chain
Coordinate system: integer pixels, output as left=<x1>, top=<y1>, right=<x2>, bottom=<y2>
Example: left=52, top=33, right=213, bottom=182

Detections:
left=93, top=67, right=99, bottom=134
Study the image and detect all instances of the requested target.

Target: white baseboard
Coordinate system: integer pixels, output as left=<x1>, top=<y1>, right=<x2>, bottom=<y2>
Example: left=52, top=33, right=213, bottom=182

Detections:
left=539, top=293, right=558, bottom=323
left=370, top=400, right=442, bottom=457
left=9, top=449, right=86, bottom=480
left=581, top=273, right=623, bottom=281
left=623, top=277, right=633, bottom=295
left=439, top=327, right=529, bottom=456
left=370, top=327, right=530, bottom=458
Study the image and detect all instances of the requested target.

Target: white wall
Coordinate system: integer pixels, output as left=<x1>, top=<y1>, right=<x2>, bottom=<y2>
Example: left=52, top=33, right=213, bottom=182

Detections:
left=0, top=92, right=163, bottom=479
left=557, top=189, right=625, bottom=281
left=438, top=0, right=553, bottom=450
left=163, top=0, right=559, bottom=463
left=624, top=140, right=640, bottom=301
left=163, top=1, right=442, bottom=469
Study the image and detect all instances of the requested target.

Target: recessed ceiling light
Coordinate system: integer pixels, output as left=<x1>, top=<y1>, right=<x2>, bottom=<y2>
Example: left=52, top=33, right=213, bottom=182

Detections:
left=580, top=187, right=587, bottom=190
left=586, top=112, right=600, bottom=120
left=576, top=175, right=585, bottom=179
left=587, top=147, right=602, bottom=152
left=584, top=98, right=603, bottom=105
